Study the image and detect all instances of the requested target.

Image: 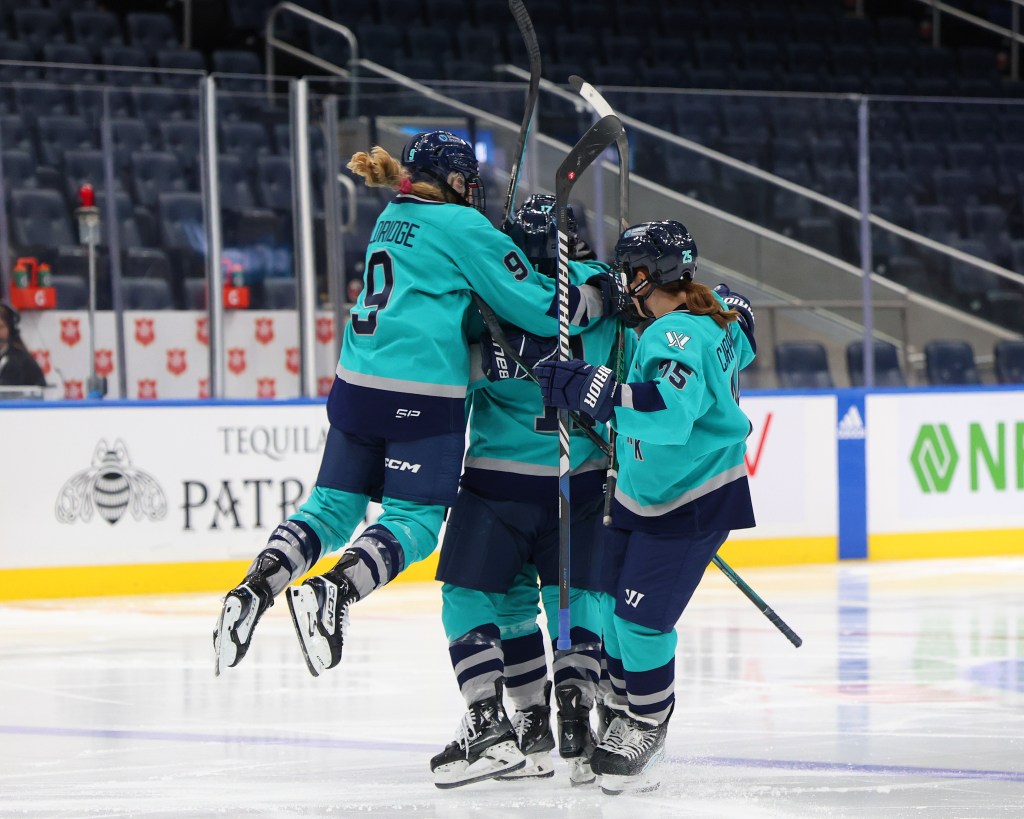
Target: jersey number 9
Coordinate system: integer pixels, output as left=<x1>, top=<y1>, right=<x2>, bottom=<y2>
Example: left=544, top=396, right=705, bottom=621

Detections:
left=351, top=250, right=395, bottom=336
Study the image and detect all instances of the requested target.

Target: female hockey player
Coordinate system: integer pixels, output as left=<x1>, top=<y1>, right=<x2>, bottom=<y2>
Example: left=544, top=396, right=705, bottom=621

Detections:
left=429, top=196, right=623, bottom=788
left=213, top=132, right=611, bottom=684
left=534, top=220, right=757, bottom=795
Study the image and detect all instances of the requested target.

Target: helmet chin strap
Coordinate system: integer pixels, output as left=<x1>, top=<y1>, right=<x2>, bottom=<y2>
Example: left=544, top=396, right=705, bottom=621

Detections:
left=628, top=276, right=658, bottom=320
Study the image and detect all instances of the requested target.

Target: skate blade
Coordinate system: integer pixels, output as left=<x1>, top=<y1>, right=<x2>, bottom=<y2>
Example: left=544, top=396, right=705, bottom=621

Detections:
left=213, top=596, right=242, bottom=677
left=434, top=741, right=527, bottom=789
left=568, top=756, right=596, bottom=787
left=599, top=774, right=662, bottom=796
left=286, top=586, right=324, bottom=678
left=496, top=751, right=555, bottom=780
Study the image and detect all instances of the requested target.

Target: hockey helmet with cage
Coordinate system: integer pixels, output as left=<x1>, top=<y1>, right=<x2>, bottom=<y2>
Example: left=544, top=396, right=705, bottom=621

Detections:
left=401, top=130, right=486, bottom=213
left=614, top=220, right=698, bottom=320
left=507, top=194, right=581, bottom=275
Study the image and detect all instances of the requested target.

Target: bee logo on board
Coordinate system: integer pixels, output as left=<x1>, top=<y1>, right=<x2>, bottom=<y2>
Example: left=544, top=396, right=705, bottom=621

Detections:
left=55, top=440, right=167, bottom=526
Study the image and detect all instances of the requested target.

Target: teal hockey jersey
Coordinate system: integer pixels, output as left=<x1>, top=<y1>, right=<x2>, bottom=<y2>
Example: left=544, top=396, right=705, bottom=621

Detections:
left=330, top=194, right=601, bottom=439
left=610, top=302, right=757, bottom=533
left=463, top=260, right=619, bottom=504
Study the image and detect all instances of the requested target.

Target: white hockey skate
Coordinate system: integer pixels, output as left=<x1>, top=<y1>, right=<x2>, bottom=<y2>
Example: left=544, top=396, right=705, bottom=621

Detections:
left=590, top=710, right=669, bottom=796
left=431, top=692, right=526, bottom=788
left=213, top=571, right=273, bottom=676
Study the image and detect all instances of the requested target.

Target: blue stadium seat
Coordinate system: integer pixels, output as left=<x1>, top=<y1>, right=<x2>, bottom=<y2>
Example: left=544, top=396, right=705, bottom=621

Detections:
left=220, top=121, right=272, bottom=158
left=51, top=274, right=89, bottom=309
left=263, top=277, right=298, bottom=309
left=775, top=341, right=834, bottom=389
left=256, top=155, right=293, bottom=212
left=70, top=10, right=124, bottom=56
left=121, top=277, right=175, bottom=310
left=17, top=84, right=74, bottom=119
left=158, top=120, right=201, bottom=180
left=10, top=188, right=76, bottom=248
left=42, top=43, right=100, bottom=84
left=125, top=13, right=179, bottom=52
left=133, top=151, right=188, bottom=209
left=13, top=9, right=66, bottom=52
left=994, top=340, right=1024, bottom=384
left=846, top=340, right=906, bottom=387
left=924, top=340, right=980, bottom=386
left=156, top=49, right=206, bottom=88
left=36, top=115, right=95, bottom=167
left=0, top=41, right=43, bottom=81
left=1, top=150, right=39, bottom=192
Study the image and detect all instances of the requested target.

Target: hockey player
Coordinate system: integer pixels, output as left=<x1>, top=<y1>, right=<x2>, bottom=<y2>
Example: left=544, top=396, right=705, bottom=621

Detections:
left=213, top=133, right=611, bottom=679
left=430, top=195, right=623, bottom=788
left=534, top=220, right=757, bottom=795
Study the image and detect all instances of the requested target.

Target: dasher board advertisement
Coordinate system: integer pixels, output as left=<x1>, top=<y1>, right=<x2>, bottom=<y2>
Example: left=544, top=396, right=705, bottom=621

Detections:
left=867, top=389, right=1024, bottom=559
left=0, top=402, right=329, bottom=569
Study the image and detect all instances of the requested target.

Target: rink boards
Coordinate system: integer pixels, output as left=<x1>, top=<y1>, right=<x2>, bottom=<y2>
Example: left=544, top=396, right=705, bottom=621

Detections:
left=0, top=386, right=1022, bottom=599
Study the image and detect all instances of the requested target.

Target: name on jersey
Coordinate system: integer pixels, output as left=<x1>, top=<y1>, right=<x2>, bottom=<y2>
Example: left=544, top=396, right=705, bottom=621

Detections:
left=371, top=219, right=420, bottom=247
left=716, top=330, right=736, bottom=372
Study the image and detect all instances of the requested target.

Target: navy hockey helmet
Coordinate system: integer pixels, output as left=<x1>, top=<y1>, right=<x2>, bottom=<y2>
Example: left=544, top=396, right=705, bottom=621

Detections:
left=614, top=220, right=698, bottom=319
left=401, top=130, right=485, bottom=213
left=507, top=194, right=580, bottom=275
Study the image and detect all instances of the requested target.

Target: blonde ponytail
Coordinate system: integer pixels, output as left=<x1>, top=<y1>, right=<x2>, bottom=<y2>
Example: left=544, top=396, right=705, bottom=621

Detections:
left=346, top=146, right=444, bottom=201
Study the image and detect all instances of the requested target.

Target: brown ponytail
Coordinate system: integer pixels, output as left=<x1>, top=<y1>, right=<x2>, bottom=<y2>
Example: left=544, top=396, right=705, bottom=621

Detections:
left=346, top=146, right=445, bottom=201
left=660, top=280, right=738, bottom=330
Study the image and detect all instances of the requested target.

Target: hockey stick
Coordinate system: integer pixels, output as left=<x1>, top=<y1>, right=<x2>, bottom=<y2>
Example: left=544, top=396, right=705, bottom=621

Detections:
left=711, top=555, right=803, bottom=648
left=568, top=75, right=630, bottom=527
left=555, top=114, right=626, bottom=650
left=501, top=0, right=542, bottom=228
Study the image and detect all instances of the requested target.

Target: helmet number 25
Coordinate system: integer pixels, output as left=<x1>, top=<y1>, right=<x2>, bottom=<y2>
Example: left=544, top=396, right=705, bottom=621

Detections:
left=351, top=249, right=395, bottom=336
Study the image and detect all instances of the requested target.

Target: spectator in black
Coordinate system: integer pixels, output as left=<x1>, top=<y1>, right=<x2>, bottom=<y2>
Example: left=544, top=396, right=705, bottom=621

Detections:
left=0, top=303, right=46, bottom=388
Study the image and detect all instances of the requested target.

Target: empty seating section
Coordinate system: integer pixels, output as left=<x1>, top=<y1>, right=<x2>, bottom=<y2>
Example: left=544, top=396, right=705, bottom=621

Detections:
left=0, top=0, right=1023, bottom=339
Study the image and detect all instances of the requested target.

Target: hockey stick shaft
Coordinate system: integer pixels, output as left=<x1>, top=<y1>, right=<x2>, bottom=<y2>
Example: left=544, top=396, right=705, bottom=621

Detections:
left=568, top=76, right=630, bottom=526
left=502, top=0, right=541, bottom=227
left=712, top=555, right=803, bottom=648
left=555, top=114, right=626, bottom=649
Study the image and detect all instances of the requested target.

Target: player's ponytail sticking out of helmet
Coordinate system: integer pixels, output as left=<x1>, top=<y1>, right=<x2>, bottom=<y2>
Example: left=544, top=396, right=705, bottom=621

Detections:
left=347, top=130, right=486, bottom=213
left=614, top=220, right=737, bottom=328
left=507, top=193, right=587, bottom=276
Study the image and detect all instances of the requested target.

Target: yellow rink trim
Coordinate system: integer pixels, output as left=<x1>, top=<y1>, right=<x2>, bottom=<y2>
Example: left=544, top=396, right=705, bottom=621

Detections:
left=0, top=536, right=837, bottom=601
left=870, top=529, right=1024, bottom=561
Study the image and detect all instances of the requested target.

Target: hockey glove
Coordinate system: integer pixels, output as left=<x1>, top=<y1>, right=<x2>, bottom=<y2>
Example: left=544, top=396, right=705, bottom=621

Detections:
left=534, top=359, right=619, bottom=424
left=587, top=270, right=640, bottom=326
left=479, top=329, right=557, bottom=382
left=714, top=283, right=756, bottom=353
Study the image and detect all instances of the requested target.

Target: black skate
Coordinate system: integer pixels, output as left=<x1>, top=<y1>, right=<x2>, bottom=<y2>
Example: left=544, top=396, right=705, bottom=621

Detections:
left=590, top=709, right=670, bottom=796
left=497, top=685, right=556, bottom=780
left=555, top=684, right=598, bottom=786
left=286, top=553, right=360, bottom=677
left=431, top=690, right=526, bottom=788
left=213, top=561, right=276, bottom=676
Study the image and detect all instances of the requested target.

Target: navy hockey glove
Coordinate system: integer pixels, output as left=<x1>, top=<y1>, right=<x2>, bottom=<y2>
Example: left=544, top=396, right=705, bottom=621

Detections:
left=587, top=270, right=638, bottom=326
left=479, top=329, right=557, bottom=382
left=714, top=283, right=756, bottom=353
left=534, top=359, right=619, bottom=424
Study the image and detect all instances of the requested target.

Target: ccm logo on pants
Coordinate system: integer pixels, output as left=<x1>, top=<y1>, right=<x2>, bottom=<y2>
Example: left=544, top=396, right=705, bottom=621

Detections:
left=385, top=459, right=421, bottom=473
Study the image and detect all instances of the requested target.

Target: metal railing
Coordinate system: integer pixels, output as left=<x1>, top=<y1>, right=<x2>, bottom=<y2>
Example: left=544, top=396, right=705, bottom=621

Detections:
left=910, top=0, right=1024, bottom=80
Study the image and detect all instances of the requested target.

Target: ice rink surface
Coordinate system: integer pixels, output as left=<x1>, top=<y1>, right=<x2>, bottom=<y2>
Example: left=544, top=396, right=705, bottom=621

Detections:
left=1, top=557, right=1022, bottom=818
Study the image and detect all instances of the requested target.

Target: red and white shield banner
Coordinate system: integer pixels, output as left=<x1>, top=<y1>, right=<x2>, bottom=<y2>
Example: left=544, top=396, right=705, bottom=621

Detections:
left=64, top=380, right=84, bottom=400
left=316, top=317, right=334, bottom=344
left=95, top=349, right=114, bottom=378
left=285, top=347, right=300, bottom=375
left=135, top=318, right=155, bottom=347
left=32, top=349, right=52, bottom=375
left=198, top=378, right=210, bottom=399
left=196, top=317, right=209, bottom=346
left=254, top=317, right=275, bottom=345
left=227, top=348, right=247, bottom=375
left=137, top=379, right=158, bottom=399
left=60, top=318, right=81, bottom=347
left=317, top=376, right=333, bottom=397
left=167, top=348, right=188, bottom=376
left=257, top=377, right=277, bottom=399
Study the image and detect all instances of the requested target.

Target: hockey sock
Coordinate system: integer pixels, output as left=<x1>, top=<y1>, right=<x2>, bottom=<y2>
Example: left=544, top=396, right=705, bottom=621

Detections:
left=337, top=524, right=405, bottom=599
left=614, top=615, right=678, bottom=725
left=448, top=623, right=505, bottom=706
left=249, top=519, right=322, bottom=596
left=501, top=626, right=549, bottom=710
left=551, top=626, right=602, bottom=707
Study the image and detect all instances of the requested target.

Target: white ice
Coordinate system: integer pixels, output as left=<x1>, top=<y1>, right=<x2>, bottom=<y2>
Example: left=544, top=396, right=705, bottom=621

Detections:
left=1, top=557, right=1022, bottom=818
